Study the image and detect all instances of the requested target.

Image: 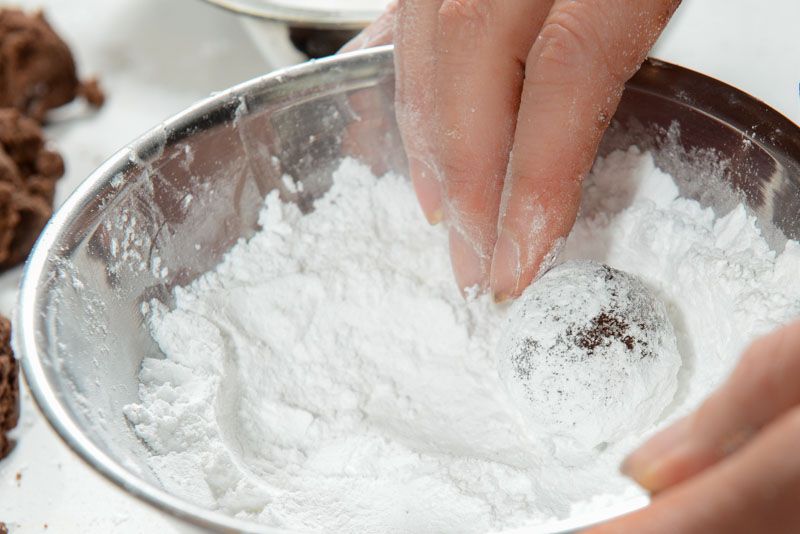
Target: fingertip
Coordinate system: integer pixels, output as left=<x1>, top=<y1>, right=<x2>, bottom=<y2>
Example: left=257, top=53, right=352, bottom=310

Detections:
left=490, top=213, right=567, bottom=302
left=490, top=229, right=520, bottom=302
left=493, top=292, right=513, bottom=305
left=625, top=417, right=691, bottom=469
left=619, top=416, right=720, bottom=494
left=409, top=158, right=444, bottom=225
left=623, top=457, right=671, bottom=494
left=621, top=419, right=687, bottom=485
left=629, top=444, right=716, bottom=496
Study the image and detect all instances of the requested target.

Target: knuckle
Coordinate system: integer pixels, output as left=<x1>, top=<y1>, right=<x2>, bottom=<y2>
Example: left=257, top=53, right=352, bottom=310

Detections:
left=439, top=151, right=501, bottom=196
left=438, top=0, right=495, bottom=34
left=438, top=158, right=497, bottom=205
left=536, top=4, right=596, bottom=65
left=439, top=155, right=480, bottom=193
left=534, top=1, right=630, bottom=87
left=446, top=190, right=491, bottom=221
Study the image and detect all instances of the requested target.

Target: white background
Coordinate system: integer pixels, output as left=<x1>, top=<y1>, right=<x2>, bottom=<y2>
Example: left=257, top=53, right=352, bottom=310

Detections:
left=0, top=0, right=798, bottom=532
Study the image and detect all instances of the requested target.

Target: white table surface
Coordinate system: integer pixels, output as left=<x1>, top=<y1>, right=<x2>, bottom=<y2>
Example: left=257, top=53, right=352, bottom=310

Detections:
left=0, top=1, right=797, bottom=532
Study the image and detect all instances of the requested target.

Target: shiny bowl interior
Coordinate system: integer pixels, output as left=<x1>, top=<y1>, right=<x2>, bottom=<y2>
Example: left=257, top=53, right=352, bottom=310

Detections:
left=16, top=47, right=800, bottom=533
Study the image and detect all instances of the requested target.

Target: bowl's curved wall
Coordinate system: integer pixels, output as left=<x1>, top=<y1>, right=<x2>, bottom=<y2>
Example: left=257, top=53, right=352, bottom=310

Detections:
left=16, top=47, right=800, bottom=532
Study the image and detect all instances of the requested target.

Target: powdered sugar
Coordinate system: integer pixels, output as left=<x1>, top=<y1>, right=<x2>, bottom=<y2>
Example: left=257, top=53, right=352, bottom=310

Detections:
left=124, top=147, right=800, bottom=532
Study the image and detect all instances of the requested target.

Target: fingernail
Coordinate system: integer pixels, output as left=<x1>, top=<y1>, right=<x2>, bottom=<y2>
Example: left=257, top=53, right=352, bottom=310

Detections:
left=621, top=416, right=692, bottom=489
left=409, top=158, right=443, bottom=225
left=449, top=229, right=486, bottom=294
left=490, top=229, right=520, bottom=303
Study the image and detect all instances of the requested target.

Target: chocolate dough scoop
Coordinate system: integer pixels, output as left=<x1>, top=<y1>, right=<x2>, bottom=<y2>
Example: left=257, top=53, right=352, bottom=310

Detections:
left=0, top=316, right=18, bottom=459
left=0, top=108, right=64, bottom=268
left=0, top=8, right=104, bottom=121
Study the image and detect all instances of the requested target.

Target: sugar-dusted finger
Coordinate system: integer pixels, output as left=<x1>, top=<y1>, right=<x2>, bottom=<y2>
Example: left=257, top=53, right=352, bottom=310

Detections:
left=433, top=0, right=553, bottom=292
left=395, top=0, right=446, bottom=224
left=491, top=0, right=681, bottom=301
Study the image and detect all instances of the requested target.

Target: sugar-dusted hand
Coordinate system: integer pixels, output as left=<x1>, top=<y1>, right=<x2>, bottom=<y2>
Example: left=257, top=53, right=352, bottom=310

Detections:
left=344, top=0, right=680, bottom=299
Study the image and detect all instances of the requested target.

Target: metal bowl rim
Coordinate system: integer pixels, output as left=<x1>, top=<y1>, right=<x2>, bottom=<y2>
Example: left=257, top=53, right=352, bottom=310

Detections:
left=203, top=0, right=379, bottom=30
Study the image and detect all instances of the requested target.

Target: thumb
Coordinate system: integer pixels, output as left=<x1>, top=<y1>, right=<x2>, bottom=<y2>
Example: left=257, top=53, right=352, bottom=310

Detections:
left=587, top=406, right=800, bottom=534
left=621, top=319, right=800, bottom=493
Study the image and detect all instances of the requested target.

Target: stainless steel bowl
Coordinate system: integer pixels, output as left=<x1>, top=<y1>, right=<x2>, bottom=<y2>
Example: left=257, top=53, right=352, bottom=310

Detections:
left=16, top=47, right=800, bottom=533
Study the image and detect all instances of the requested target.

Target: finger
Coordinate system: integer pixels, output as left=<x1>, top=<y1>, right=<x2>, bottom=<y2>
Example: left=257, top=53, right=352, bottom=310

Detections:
left=340, top=86, right=395, bottom=176
left=395, top=0, right=445, bottom=224
left=622, top=320, right=800, bottom=493
left=587, top=406, right=800, bottom=534
left=491, top=0, right=681, bottom=301
left=339, top=1, right=398, bottom=53
left=434, top=0, right=553, bottom=292
left=339, top=3, right=398, bottom=174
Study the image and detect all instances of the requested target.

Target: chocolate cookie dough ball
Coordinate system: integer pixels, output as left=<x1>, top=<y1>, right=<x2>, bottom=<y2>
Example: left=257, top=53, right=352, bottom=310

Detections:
left=498, top=260, right=681, bottom=449
left=0, top=108, right=64, bottom=268
left=0, top=8, right=103, bottom=121
left=0, top=316, right=18, bottom=459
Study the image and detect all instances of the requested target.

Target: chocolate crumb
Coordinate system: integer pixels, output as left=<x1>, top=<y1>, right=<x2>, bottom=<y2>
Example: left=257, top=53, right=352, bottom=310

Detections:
left=0, top=315, right=18, bottom=460
left=0, top=9, right=78, bottom=121
left=79, top=78, right=105, bottom=108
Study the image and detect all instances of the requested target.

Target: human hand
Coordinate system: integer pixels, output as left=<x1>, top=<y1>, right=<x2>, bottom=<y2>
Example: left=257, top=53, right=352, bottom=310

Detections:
left=344, top=0, right=681, bottom=299
left=584, top=320, right=800, bottom=533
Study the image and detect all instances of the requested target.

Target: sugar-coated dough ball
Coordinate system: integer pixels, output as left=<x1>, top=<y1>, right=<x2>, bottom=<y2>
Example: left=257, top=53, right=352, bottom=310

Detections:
left=497, top=260, right=681, bottom=448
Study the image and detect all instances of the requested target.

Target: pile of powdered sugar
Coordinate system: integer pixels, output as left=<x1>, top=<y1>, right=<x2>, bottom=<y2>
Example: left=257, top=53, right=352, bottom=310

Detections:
left=124, top=147, right=800, bottom=533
